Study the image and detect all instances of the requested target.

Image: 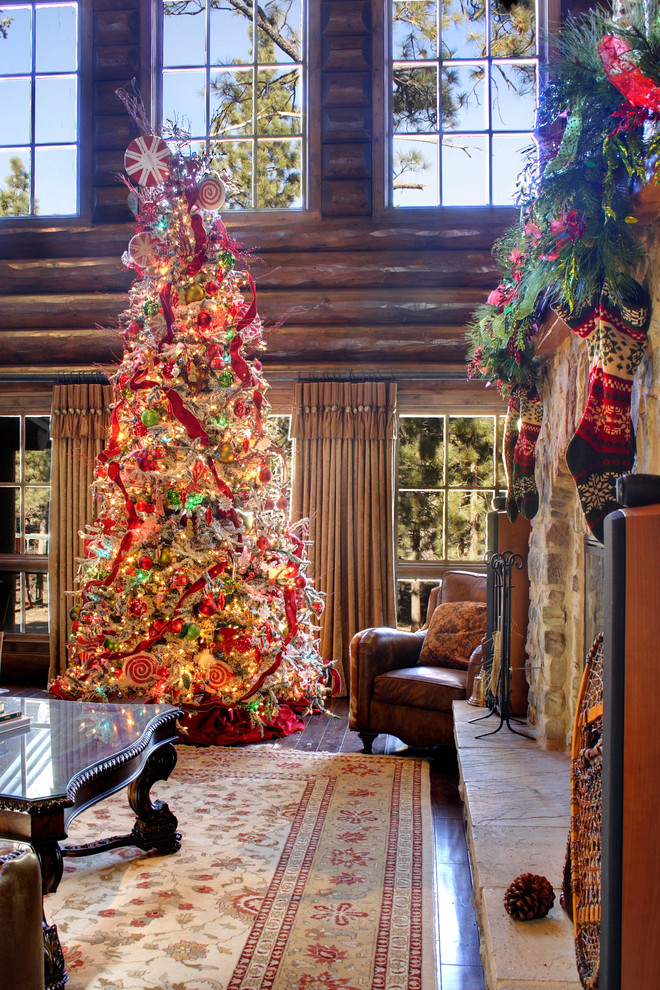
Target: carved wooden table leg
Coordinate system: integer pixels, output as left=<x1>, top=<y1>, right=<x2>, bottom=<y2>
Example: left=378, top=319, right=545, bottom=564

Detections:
left=127, top=742, right=181, bottom=854
left=34, top=838, right=68, bottom=989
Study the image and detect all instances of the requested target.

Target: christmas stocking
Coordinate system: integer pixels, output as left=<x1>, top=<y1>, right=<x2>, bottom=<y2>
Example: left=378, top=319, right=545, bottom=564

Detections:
left=503, top=393, right=520, bottom=522
left=562, top=280, right=650, bottom=543
left=511, top=384, right=543, bottom=521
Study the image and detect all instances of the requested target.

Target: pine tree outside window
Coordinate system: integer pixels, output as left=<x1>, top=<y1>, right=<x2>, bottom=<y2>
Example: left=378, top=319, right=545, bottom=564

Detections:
left=0, top=1, right=79, bottom=218
left=159, top=0, right=305, bottom=210
left=396, top=413, right=503, bottom=630
left=389, top=0, right=542, bottom=207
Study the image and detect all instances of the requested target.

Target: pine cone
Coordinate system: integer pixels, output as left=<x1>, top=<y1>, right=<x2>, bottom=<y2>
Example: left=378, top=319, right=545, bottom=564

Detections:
left=504, top=873, right=555, bottom=921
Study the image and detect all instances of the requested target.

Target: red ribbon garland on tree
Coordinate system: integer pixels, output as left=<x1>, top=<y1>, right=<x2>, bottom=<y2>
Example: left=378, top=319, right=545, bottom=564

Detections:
left=598, top=35, right=660, bottom=113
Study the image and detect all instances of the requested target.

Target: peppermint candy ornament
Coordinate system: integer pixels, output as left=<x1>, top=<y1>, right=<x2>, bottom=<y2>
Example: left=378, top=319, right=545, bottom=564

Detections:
left=197, top=175, right=226, bottom=211
left=127, top=232, right=158, bottom=271
left=124, top=135, right=172, bottom=186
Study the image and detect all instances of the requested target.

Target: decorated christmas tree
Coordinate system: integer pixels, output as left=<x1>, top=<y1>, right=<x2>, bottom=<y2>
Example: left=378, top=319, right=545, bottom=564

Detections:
left=51, top=134, right=330, bottom=744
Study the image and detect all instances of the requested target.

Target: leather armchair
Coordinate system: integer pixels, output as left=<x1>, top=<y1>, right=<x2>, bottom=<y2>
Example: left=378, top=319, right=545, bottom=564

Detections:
left=349, top=570, right=487, bottom=752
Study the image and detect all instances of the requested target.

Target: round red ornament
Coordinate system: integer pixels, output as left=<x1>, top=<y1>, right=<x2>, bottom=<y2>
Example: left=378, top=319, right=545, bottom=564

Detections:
left=197, top=310, right=213, bottom=329
left=205, top=280, right=220, bottom=295
left=259, top=467, right=272, bottom=483
left=138, top=555, right=154, bottom=570
left=124, top=135, right=172, bottom=187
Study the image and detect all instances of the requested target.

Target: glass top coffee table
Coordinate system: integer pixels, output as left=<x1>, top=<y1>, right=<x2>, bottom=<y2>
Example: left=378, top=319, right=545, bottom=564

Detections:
left=0, top=696, right=182, bottom=990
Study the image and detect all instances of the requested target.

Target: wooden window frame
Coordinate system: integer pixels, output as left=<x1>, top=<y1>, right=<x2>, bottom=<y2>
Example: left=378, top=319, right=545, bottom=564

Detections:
left=0, top=0, right=93, bottom=229
left=372, top=0, right=560, bottom=216
left=150, top=0, right=322, bottom=218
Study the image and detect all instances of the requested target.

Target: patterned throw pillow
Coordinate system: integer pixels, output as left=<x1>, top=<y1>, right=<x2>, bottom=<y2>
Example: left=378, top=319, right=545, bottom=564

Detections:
left=418, top=601, right=487, bottom=670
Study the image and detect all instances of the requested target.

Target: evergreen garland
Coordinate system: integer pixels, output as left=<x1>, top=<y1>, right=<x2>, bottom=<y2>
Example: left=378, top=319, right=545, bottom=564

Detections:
left=467, top=5, right=660, bottom=393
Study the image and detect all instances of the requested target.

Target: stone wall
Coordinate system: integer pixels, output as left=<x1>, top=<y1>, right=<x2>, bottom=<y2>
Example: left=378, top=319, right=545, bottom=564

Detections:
left=526, top=240, right=660, bottom=750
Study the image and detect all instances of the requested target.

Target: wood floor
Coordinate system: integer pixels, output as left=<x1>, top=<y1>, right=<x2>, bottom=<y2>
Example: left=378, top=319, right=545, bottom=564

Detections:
left=12, top=688, right=485, bottom=990
left=268, top=697, right=486, bottom=990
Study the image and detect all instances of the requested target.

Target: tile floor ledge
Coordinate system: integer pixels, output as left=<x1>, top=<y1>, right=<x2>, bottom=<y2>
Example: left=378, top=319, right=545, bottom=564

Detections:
left=453, top=700, right=582, bottom=990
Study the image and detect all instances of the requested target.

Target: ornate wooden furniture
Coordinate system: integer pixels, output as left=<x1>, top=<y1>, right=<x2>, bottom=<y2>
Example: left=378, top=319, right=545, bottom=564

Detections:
left=0, top=698, right=181, bottom=990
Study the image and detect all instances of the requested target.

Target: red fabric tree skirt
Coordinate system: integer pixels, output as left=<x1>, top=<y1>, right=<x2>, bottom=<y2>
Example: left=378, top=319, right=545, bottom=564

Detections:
left=178, top=700, right=305, bottom=746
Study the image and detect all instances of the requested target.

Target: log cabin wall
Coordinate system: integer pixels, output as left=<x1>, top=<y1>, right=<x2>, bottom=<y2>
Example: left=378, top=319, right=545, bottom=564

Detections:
left=0, top=0, right=519, bottom=395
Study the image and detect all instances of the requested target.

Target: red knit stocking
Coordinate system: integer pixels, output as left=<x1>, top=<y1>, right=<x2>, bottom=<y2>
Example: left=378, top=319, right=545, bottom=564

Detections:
left=503, top=394, right=520, bottom=522
left=563, top=281, right=650, bottom=542
left=512, top=385, right=543, bottom=520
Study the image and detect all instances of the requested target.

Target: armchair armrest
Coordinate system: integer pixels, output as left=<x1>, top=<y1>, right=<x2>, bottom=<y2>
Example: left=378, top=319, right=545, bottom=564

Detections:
left=349, top=626, right=426, bottom=731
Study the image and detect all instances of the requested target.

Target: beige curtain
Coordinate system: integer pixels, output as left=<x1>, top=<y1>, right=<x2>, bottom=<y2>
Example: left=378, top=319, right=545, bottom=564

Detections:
left=48, top=383, right=113, bottom=681
left=291, top=381, right=397, bottom=694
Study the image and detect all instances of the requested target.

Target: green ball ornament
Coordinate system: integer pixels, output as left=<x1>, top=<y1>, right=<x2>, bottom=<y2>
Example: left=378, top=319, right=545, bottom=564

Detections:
left=143, top=299, right=160, bottom=317
left=219, top=250, right=235, bottom=272
left=185, top=623, right=201, bottom=640
left=141, top=409, right=160, bottom=427
left=218, top=369, right=234, bottom=388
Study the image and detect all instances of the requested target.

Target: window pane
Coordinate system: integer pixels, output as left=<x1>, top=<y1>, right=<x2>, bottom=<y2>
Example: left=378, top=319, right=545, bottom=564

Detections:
left=34, top=144, right=77, bottom=214
left=397, top=490, right=444, bottom=561
left=398, top=416, right=444, bottom=488
left=0, top=5, right=32, bottom=74
left=25, top=572, right=49, bottom=631
left=0, top=150, right=31, bottom=216
left=447, top=490, right=491, bottom=560
left=490, top=61, right=537, bottom=131
left=397, top=578, right=438, bottom=632
left=442, top=63, right=487, bottom=131
left=213, top=140, right=253, bottom=208
left=490, top=0, right=536, bottom=57
left=492, top=132, right=531, bottom=205
left=0, top=418, right=20, bottom=481
left=447, top=416, right=495, bottom=486
left=0, top=78, right=32, bottom=145
left=25, top=416, right=51, bottom=481
left=25, top=490, right=49, bottom=554
left=256, top=139, right=301, bottom=208
left=392, top=0, right=437, bottom=61
left=442, top=133, right=488, bottom=205
left=258, top=0, right=301, bottom=63
left=442, top=0, right=486, bottom=58
left=392, top=135, right=439, bottom=206
left=35, top=75, right=77, bottom=143
left=211, top=69, right=254, bottom=137
left=162, top=0, right=207, bottom=67
left=266, top=415, right=292, bottom=480
left=0, top=571, right=49, bottom=633
left=0, top=489, right=19, bottom=553
left=163, top=69, right=207, bottom=137
left=210, top=0, right=252, bottom=64
left=393, top=65, right=438, bottom=133
left=35, top=3, right=77, bottom=72
left=256, top=67, right=301, bottom=136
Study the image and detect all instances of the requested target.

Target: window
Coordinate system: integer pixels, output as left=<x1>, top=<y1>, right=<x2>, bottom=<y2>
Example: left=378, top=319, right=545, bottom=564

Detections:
left=0, top=414, right=52, bottom=635
left=396, top=413, right=503, bottom=629
left=390, top=0, right=538, bottom=207
left=160, top=0, right=305, bottom=210
left=0, top=1, right=79, bottom=217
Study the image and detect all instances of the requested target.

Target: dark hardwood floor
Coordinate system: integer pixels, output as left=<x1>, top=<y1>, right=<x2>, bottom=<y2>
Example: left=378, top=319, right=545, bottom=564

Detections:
left=9, top=689, right=485, bottom=990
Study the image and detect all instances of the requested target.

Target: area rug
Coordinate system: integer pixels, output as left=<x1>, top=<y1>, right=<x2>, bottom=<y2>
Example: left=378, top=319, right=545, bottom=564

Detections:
left=46, top=746, right=436, bottom=990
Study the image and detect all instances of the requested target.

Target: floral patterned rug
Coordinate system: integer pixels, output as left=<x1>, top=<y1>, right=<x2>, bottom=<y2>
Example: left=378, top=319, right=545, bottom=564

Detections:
left=46, top=745, right=436, bottom=990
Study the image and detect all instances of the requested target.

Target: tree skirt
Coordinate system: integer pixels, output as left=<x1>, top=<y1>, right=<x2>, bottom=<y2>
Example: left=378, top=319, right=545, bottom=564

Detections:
left=47, top=747, right=436, bottom=990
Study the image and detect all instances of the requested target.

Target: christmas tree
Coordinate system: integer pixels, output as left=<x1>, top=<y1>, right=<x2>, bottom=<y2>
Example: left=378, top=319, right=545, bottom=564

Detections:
left=51, top=136, right=329, bottom=744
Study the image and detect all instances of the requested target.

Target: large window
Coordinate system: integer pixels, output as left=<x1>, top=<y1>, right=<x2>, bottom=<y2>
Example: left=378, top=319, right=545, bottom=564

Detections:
left=396, top=413, right=503, bottom=629
left=0, top=414, right=51, bottom=635
left=390, top=0, right=538, bottom=207
left=0, top=1, right=79, bottom=217
left=160, top=0, right=305, bottom=210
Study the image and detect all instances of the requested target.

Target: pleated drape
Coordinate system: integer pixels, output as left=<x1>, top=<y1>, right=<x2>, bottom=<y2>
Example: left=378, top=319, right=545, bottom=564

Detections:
left=290, top=381, right=397, bottom=694
left=48, top=383, right=113, bottom=681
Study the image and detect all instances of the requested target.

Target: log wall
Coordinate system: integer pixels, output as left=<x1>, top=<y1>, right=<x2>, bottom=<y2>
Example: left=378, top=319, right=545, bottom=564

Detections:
left=0, top=0, right=517, bottom=380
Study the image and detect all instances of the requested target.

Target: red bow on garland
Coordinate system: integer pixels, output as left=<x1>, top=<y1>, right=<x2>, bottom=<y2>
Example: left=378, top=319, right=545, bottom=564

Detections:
left=598, top=34, right=660, bottom=124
